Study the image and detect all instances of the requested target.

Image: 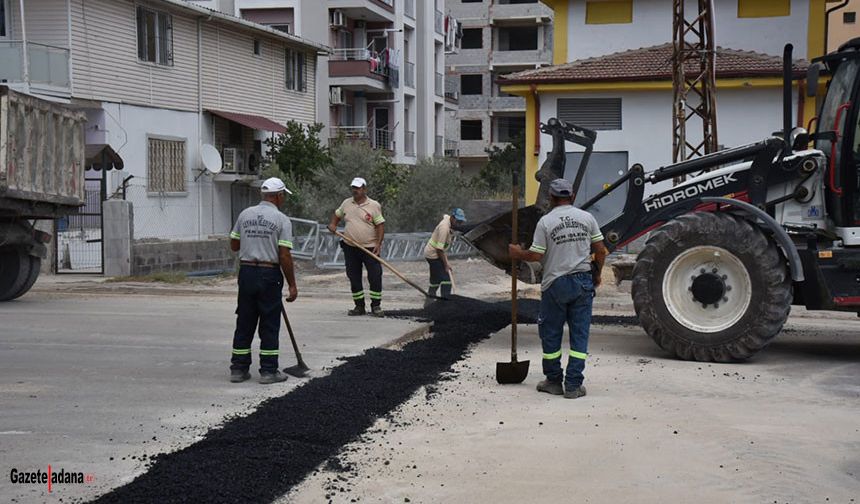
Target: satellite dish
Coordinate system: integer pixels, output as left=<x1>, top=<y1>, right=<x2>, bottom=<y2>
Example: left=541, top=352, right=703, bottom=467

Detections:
left=201, top=144, right=223, bottom=174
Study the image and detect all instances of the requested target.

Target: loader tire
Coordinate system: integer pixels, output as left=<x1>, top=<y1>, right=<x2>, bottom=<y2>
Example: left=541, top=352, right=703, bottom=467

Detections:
left=0, top=248, right=30, bottom=301
left=631, top=212, right=792, bottom=362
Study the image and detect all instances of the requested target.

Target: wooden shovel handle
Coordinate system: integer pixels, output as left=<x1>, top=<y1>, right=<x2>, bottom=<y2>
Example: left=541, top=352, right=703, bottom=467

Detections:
left=334, top=230, right=430, bottom=298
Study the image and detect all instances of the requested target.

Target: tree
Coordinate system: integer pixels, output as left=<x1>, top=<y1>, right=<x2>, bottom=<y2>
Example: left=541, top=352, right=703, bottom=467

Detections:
left=264, top=121, right=331, bottom=183
left=472, top=131, right=525, bottom=198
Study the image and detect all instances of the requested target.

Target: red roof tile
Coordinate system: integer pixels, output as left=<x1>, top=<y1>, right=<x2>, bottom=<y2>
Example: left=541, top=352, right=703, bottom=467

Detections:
left=498, top=44, right=808, bottom=85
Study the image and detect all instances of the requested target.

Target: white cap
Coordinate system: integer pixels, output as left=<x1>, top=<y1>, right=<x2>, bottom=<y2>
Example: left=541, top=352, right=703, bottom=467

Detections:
left=350, top=177, right=367, bottom=188
left=261, top=177, right=292, bottom=194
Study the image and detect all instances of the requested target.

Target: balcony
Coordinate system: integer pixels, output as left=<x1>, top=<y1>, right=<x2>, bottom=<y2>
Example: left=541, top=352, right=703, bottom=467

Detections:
left=331, top=126, right=393, bottom=151
left=329, top=1, right=395, bottom=22
left=0, top=41, right=71, bottom=96
left=329, top=48, right=392, bottom=92
left=404, top=62, right=415, bottom=88
left=435, top=72, right=444, bottom=97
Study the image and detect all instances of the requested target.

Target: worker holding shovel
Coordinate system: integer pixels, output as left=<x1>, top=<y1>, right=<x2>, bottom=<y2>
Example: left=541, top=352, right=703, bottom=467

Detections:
left=423, top=208, right=467, bottom=303
left=228, top=177, right=298, bottom=385
left=328, top=177, right=386, bottom=317
left=508, top=179, right=608, bottom=399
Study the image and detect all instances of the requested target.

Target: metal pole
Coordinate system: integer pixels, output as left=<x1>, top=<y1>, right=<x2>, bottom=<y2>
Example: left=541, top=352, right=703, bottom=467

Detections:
left=18, top=0, right=29, bottom=92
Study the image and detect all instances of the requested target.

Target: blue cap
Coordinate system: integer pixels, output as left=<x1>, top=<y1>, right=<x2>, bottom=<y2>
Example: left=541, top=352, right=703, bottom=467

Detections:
left=451, top=208, right=467, bottom=222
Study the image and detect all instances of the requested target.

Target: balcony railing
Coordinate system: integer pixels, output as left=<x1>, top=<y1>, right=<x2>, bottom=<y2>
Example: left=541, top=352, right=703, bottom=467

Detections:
left=330, top=48, right=389, bottom=77
left=405, top=62, right=415, bottom=88
left=435, top=72, right=443, bottom=97
left=405, top=0, right=415, bottom=19
left=331, top=126, right=393, bottom=151
left=444, top=139, right=458, bottom=158
left=0, top=41, right=71, bottom=91
left=405, top=131, right=416, bottom=156
left=435, top=10, right=444, bottom=34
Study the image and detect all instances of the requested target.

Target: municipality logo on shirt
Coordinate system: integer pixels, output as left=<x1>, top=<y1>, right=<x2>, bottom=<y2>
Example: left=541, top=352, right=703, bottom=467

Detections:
left=549, top=216, right=590, bottom=244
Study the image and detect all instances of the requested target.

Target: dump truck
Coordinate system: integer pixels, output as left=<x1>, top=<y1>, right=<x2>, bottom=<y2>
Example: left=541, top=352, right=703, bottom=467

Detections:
left=0, top=86, right=86, bottom=301
left=465, top=40, right=860, bottom=362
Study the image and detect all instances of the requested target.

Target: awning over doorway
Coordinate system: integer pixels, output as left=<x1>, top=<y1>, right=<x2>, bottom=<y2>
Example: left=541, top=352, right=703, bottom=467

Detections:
left=85, top=144, right=124, bottom=171
left=207, top=109, right=287, bottom=134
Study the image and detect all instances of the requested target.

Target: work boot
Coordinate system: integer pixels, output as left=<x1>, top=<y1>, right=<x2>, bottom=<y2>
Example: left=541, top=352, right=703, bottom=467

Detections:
left=230, top=370, right=251, bottom=383
left=564, top=385, right=587, bottom=399
left=258, top=371, right=288, bottom=385
left=536, top=379, right=564, bottom=395
left=370, top=305, right=384, bottom=317
left=348, top=305, right=366, bottom=316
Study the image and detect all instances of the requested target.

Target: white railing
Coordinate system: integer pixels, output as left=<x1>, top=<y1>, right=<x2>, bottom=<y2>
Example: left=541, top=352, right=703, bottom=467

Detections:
left=331, top=47, right=388, bottom=77
left=331, top=125, right=392, bottom=151
left=445, top=139, right=459, bottom=157
left=0, top=41, right=70, bottom=90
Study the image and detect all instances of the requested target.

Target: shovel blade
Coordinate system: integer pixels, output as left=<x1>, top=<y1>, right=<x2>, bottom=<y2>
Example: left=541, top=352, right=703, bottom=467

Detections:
left=495, top=359, right=530, bottom=384
left=282, top=363, right=311, bottom=378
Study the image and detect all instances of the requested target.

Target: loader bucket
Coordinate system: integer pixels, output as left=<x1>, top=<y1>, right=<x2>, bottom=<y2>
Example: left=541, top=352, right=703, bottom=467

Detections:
left=461, top=204, right=545, bottom=284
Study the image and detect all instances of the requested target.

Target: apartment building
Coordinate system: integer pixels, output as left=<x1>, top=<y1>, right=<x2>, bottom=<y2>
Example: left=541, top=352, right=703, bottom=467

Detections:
left=215, top=0, right=453, bottom=165
left=827, top=0, right=860, bottom=51
left=1, top=0, right=324, bottom=272
left=445, top=0, right=554, bottom=174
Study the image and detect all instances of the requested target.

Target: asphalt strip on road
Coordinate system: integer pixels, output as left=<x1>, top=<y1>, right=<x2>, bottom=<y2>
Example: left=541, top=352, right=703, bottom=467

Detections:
left=88, top=296, right=638, bottom=504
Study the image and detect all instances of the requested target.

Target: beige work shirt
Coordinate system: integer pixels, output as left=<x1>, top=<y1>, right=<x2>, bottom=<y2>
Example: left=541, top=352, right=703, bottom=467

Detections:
left=335, top=197, right=385, bottom=248
left=424, top=215, right=452, bottom=260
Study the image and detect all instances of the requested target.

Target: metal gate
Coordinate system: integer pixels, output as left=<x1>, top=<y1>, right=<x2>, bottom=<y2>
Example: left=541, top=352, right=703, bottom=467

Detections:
left=55, top=172, right=104, bottom=274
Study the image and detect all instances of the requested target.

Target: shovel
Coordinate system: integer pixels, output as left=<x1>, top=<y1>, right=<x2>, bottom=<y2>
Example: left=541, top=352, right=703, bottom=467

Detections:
left=280, top=304, right=311, bottom=378
left=496, top=164, right=530, bottom=384
left=334, top=230, right=436, bottom=299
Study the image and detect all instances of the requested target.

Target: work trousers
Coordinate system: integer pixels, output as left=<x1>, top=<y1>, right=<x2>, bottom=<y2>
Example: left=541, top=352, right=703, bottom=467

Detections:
left=538, top=272, right=595, bottom=389
left=426, top=258, right=452, bottom=299
left=341, top=241, right=383, bottom=306
left=230, top=265, right=283, bottom=374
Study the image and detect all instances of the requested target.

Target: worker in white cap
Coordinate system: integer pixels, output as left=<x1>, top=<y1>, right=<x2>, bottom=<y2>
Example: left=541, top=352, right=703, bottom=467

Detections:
left=327, top=177, right=386, bottom=317
left=227, top=177, right=298, bottom=384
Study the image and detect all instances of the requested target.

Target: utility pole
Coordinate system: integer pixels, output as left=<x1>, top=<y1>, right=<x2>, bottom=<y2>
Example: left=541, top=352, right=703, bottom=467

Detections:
left=672, top=0, right=718, bottom=184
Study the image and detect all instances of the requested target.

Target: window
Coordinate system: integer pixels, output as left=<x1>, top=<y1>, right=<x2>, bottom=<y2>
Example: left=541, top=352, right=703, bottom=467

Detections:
left=497, top=26, right=538, bottom=51
left=737, top=0, right=789, bottom=18
left=269, top=24, right=292, bottom=34
left=136, top=6, right=173, bottom=65
left=147, top=138, right=186, bottom=193
left=461, top=120, right=482, bottom=140
left=253, top=39, right=261, bottom=56
left=460, top=74, right=483, bottom=95
left=845, top=11, right=857, bottom=24
left=585, top=0, right=632, bottom=24
left=495, top=116, right=525, bottom=142
left=286, top=48, right=307, bottom=92
left=0, top=0, right=7, bottom=38
left=461, top=28, right=482, bottom=49
left=557, top=98, right=622, bottom=130
left=462, top=0, right=482, bottom=3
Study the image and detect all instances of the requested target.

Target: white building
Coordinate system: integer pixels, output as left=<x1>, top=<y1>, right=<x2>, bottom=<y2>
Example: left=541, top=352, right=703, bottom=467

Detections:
left=1, top=0, right=325, bottom=268
left=501, top=0, right=831, bottom=208
left=199, top=0, right=454, bottom=164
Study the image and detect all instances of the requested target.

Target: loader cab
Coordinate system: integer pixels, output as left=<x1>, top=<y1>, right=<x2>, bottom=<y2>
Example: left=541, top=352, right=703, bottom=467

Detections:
left=813, top=38, right=860, bottom=245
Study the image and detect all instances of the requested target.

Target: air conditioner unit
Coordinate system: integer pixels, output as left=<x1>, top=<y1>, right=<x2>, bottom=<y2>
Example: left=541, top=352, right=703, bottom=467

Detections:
left=329, top=10, right=346, bottom=28
left=330, top=86, right=345, bottom=105
left=222, top=148, right=246, bottom=173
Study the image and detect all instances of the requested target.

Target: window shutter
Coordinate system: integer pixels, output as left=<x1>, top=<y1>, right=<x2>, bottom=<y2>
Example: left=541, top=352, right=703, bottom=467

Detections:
left=556, top=98, right=622, bottom=130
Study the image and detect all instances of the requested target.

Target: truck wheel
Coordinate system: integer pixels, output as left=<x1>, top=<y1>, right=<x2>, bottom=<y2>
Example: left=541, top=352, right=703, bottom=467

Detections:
left=7, top=256, right=41, bottom=301
left=632, top=212, right=792, bottom=362
left=0, top=248, right=30, bottom=301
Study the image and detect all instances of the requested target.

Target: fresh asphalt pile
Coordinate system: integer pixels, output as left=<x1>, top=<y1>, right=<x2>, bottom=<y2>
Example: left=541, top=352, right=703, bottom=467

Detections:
left=89, top=295, right=513, bottom=504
